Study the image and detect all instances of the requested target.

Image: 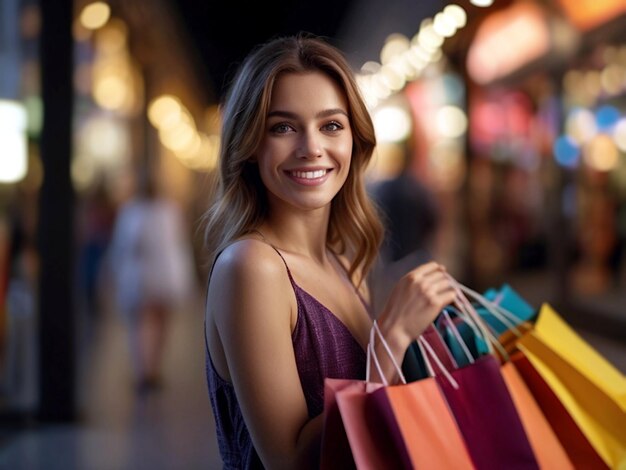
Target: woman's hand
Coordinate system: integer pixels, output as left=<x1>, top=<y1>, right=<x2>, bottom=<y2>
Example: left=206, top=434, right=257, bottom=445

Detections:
left=373, top=261, right=456, bottom=381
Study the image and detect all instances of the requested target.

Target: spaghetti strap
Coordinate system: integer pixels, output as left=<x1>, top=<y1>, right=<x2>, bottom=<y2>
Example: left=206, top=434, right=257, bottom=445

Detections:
left=328, top=250, right=374, bottom=318
left=261, top=242, right=298, bottom=286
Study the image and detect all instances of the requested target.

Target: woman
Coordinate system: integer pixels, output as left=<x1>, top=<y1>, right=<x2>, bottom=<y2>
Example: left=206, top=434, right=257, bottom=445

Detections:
left=203, top=33, right=455, bottom=468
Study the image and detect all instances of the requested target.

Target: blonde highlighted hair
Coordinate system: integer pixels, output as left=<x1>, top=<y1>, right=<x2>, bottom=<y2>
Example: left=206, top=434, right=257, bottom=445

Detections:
left=203, top=33, right=383, bottom=285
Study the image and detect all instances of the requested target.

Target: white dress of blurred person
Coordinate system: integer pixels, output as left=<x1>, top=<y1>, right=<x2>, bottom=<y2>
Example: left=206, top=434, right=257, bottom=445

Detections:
left=109, top=171, right=195, bottom=392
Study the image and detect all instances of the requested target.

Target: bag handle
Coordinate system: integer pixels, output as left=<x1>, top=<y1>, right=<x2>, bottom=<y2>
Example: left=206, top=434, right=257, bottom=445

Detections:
left=366, top=320, right=407, bottom=386
left=440, top=309, right=475, bottom=365
left=446, top=274, right=517, bottom=361
left=417, top=335, right=460, bottom=389
left=457, top=283, right=531, bottom=338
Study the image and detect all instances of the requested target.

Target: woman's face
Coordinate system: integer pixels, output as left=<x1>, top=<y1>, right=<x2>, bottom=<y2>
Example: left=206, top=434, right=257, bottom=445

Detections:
left=255, top=71, right=353, bottom=215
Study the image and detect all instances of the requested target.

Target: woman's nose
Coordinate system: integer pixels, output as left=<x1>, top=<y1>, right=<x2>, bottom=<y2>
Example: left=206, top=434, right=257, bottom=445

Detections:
left=296, top=132, right=322, bottom=159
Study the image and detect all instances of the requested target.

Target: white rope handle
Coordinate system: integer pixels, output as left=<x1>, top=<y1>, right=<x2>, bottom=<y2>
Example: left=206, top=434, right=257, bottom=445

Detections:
left=366, top=320, right=407, bottom=385
left=448, top=276, right=495, bottom=354
left=417, top=336, right=459, bottom=389
left=457, top=284, right=529, bottom=338
left=442, top=309, right=474, bottom=364
left=447, top=274, right=511, bottom=362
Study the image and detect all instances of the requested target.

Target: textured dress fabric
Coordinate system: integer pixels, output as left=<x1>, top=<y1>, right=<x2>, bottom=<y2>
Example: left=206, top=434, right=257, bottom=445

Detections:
left=205, top=247, right=367, bottom=469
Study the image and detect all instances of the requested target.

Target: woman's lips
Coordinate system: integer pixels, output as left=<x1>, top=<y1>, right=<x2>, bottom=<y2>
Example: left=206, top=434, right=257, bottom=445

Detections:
left=285, top=168, right=333, bottom=186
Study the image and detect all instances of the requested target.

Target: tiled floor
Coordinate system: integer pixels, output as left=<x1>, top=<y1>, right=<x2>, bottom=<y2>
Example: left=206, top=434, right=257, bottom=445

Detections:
left=1, top=278, right=625, bottom=469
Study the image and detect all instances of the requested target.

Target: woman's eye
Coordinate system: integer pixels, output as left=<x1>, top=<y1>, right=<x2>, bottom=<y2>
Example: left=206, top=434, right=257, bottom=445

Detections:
left=323, top=121, right=344, bottom=132
left=270, top=123, right=293, bottom=134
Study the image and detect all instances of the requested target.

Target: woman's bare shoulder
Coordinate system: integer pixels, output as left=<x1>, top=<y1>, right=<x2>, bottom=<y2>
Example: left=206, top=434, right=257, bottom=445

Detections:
left=208, top=238, right=290, bottom=304
left=214, top=238, right=285, bottom=276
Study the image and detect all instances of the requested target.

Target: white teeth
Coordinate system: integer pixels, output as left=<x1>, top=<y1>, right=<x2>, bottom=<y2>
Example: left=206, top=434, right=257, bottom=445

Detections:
left=291, top=169, right=327, bottom=179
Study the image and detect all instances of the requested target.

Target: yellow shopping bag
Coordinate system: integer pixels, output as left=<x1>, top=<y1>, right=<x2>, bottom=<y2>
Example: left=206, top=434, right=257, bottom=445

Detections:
left=516, top=304, right=626, bottom=469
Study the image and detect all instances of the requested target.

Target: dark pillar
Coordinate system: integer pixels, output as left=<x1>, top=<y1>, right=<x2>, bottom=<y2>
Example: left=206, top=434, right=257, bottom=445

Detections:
left=37, top=0, right=76, bottom=422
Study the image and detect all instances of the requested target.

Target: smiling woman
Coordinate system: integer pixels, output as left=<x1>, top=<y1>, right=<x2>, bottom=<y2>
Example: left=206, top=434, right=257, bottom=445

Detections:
left=201, top=33, right=455, bottom=469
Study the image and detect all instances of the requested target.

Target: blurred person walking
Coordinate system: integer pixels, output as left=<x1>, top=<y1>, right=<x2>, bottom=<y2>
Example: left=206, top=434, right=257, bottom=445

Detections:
left=76, top=177, right=115, bottom=320
left=108, top=171, right=195, bottom=393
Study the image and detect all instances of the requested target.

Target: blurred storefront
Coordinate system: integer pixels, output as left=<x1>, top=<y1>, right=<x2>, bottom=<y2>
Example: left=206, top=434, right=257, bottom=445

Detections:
left=0, top=0, right=219, bottom=422
left=453, top=0, right=626, bottom=335
left=357, top=0, right=626, bottom=338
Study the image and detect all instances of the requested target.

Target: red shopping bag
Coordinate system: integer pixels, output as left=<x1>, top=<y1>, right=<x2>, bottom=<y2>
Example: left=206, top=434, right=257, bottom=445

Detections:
left=453, top=282, right=574, bottom=469
left=426, top=281, right=540, bottom=469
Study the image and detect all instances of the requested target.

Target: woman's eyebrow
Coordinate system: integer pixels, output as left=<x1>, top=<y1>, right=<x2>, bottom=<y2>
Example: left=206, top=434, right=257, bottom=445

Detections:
left=267, top=108, right=349, bottom=119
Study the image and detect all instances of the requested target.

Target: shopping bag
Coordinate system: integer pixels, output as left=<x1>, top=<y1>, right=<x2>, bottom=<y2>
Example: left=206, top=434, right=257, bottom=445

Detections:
left=440, top=284, right=573, bottom=469
left=320, top=378, right=359, bottom=470
left=409, top=292, right=539, bottom=469
left=516, top=303, right=626, bottom=469
left=321, top=324, right=413, bottom=469
left=374, top=371, right=474, bottom=469
left=512, top=350, right=609, bottom=469
left=481, top=283, right=537, bottom=334
left=334, top=381, right=412, bottom=469
left=435, top=352, right=539, bottom=469
left=322, top=321, right=476, bottom=469
left=500, top=360, right=574, bottom=469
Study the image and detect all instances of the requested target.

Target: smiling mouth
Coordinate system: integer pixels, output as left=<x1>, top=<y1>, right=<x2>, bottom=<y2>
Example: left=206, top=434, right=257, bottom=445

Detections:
left=289, top=169, right=329, bottom=179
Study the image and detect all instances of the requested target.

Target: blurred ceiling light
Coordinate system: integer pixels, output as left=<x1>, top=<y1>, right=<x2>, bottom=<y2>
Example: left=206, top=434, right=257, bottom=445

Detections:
left=148, top=95, right=182, bottom=128
left=159, top=120, right=197, bottom=153
left=93, top=74, right=128, bottom=110
left=372, top=105, right=411, bottom=143
left=584, top=134, right=618, bottom=171
left=467, top=3, right=549, bottom=84
left=81, top=114, right=129, bottom=165
left=553, top=135, right=580, bottom=168
left=565, top=108, right=597, bottom=144
left=415, top=22, right=444, bottom=52
left=444, top=4, right=467, bottom=28
left=433, top=12, right=457, bottom=38
left=613, top=118, right=626, bottom=151
left=0, top=100, right=28, bottom=183
left=380, top=34, right=410, bottom=65
left=436, top=105, right=467, bottom=138
left=371, top=74, right=392, bottom=100
left=80, top=2, right=111, bottom=30
left=595, top=104, right=620, bottom=130
left=470, top=0, right=494, bottom=6
left=380, top=62, right=406, bottom=91
left=600, top=64, right=625, bottom=95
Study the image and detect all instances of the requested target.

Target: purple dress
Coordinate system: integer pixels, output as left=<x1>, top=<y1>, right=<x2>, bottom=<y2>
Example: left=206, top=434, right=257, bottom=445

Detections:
left=205, top=247, right=367, bottom=469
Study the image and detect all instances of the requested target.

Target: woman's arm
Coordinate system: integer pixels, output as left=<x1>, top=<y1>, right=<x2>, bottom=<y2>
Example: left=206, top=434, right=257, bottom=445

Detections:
left=370, top=261, right=456, bottom=383
left=207, top=239, right=321, bottom=469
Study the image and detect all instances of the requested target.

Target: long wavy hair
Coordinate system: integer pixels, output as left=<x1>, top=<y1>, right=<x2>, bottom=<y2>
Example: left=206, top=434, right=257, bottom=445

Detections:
left=203, top=33, right=383, bottom=285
